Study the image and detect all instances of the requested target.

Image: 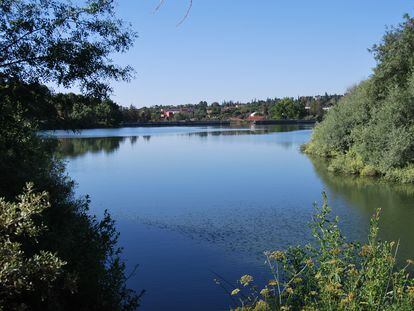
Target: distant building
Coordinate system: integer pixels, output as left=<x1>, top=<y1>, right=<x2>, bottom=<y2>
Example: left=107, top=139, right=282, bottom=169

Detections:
left=160, top=108, right=194, bottom=119
left=160, top=108, right=180, bottom=118
left=246, top=112, right=265, bottom=121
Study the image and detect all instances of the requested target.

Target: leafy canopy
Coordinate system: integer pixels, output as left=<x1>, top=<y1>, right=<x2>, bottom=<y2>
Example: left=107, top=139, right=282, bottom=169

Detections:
left=0, top=0, right=136, bottom=97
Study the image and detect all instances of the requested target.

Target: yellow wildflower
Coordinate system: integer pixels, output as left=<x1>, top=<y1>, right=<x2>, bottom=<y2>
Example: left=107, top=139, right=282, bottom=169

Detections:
left=240, top=274, right=254, bottom=286
left=305, top=258, right=314, bottom=267
left=269, top=250, right=285, bottom=260
left=327, top=259, right=337, bottom=265
left=340, top=292, right=355, bottom=305
left=293, top=277, right=302, bottom=284
left=260, top=287, right=270, bottom=297
left=254, top=300, right=269, bottom=311
left=268, top=279, right=278, bottom=286
left=407, top=286, right=414, bottom=297
left=231, top=288, right=240, bottom=296
left=360, top=245, right=373, bottom=257
left=330, top=247, right=341, bottom=255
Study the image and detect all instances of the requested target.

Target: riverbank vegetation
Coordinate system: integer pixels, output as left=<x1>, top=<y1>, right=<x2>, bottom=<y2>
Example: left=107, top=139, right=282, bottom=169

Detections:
left=304, top=14, right=414, bottom=183
left=228, top=195, right=414, bottom=310
left=0, top=0, right=141, bottom=309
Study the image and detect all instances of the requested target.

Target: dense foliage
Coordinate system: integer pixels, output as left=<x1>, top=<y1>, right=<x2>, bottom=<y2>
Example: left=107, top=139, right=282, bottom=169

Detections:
left=0, top=78, right=140, bottom=311
left=0, top=80, right=122, bottom=130
left=51, top=92, right=122, bottom=129
left=227, top=195, right=414, bottom=310
left=0, top=0, right=136, bottom=97
left=304, top=14, right=414, bottom=183
left=0, top=184, right=65, bottom=310
left=0, top=0, right=141, bottom=309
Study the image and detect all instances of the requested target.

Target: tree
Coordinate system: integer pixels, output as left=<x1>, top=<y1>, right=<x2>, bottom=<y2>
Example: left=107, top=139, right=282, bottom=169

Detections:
left=139, top=107, right=151, bottom=122
left=0, top=1, right=141, bottom=309
left=370, top=14, right=414, bottom=99
left=305, top=14, right=414, bottom=183
left=0, top=80, right=141, bottom=310
left=271, top=97, right=306, bottom=119
left=310, top=100, right=324, bottom=121
left=0, top=0, right=136, bottom=97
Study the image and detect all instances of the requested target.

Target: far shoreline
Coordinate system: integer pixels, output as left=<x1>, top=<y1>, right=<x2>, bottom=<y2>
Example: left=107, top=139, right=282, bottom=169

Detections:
left=42, top=119, right=317, bottom=130
left=120, top=119, right=316, bottom=128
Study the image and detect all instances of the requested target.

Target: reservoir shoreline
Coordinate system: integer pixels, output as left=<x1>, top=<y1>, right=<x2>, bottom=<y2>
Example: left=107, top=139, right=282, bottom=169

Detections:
left=121, top=119, right=316, bottom=128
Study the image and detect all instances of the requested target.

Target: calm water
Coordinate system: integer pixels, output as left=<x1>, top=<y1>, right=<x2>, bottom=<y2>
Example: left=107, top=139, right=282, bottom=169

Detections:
left=50, top=125, right=414, bottom=310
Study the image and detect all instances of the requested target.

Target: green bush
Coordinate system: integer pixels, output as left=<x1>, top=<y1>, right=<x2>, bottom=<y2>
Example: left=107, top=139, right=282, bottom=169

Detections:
left=0, top=81, right=141, bottom=310
left=385, top=165, right=414, bottom=184
left=304, top=14, right=414, bottom=183
left=0, top=184, right=66, bottom=310
left=327, top=150, right=365, bottom=175
left=227, top=194, right=414, bottom=310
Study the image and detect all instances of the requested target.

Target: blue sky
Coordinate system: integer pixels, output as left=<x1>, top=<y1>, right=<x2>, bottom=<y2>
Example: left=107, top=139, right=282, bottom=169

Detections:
left=106, top=1, right=413, bottom=107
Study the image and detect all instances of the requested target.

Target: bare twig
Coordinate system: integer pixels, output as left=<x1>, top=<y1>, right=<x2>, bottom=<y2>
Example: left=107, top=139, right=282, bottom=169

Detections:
left=380, top=240, right=400, bottom=309
left=176, top=0, right=192, bottom=27
left=265, top=252, right=282, bottom=306
left=153, top=0, right=165, bottom=13
left=280, top=263, right=309, bottom=296
left=153, top=0, right=193, bottom=26
left=125, top=263, right=140, bottom=281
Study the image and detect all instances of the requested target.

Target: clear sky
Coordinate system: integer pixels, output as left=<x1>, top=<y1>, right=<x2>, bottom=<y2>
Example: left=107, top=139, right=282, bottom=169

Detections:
left=104, top=1, right=413, bottom=107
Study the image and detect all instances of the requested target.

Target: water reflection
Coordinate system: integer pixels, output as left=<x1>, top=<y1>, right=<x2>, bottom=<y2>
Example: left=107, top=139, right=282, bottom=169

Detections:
left=58, top=136, right=137, bottom=158
left=310, top=156, right=414, bottom=261
left=56, top=125, right=313, bottom=158
left=184, top=125, right=313, bottom=138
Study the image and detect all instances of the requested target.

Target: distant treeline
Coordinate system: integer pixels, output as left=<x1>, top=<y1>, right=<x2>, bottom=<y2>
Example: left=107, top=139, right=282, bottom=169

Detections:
left=120, top=93, right=342, bottom=124
left=24, top=82, right=342, bottom=129
left=8, top=82, right=122, bottom=129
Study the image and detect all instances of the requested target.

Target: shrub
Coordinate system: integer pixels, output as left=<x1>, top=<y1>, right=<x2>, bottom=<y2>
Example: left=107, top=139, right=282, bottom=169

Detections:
left=304, top=14, right=414, bottom=183
left=386, top=165, right=414, bottom=184
left=0, top=184, right=66, bottom=310
left=327, top=150, right=365, bottom=175
left=360, top=165, right=379, bottom=177
left=227, top=194, right=414, bottom=310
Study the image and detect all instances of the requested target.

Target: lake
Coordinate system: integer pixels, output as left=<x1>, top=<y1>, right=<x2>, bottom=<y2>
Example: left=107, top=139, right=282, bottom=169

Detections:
left=50, top=125, right=414, bottom=310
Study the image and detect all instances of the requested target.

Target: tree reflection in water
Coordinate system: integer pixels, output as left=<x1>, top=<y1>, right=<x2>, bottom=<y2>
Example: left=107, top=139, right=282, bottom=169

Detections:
left=309, top=155, right=414, bottom=263
left=57, top=136, right=140, bottom=158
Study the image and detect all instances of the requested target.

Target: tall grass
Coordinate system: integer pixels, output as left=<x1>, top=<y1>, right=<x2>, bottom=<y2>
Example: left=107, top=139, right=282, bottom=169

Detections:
left=226, top=194, right=414, bottom=310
